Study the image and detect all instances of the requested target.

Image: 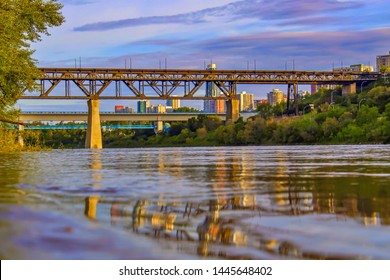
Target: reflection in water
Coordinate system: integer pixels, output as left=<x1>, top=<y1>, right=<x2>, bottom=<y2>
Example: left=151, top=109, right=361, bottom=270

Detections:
left=85, top=152, right=102, bottom=220
left=1, top=146, right=390, bottom=259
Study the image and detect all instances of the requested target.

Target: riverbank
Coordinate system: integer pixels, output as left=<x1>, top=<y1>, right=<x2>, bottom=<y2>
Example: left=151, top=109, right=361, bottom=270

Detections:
left=0, top=128, right=46, bottom=153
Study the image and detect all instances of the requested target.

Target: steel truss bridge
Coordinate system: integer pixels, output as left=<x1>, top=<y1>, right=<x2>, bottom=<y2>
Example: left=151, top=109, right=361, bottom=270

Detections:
left=21, top=68, right=380, bottom=100
left=19, top=67, right=382, bottom=149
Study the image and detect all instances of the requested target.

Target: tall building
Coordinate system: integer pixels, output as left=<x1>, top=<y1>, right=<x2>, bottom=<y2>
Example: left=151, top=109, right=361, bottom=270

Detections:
left=310, top=84, right=336, bottom=94
left=254, top=99, right=268, bottom=109
left=150, top=104, right=166, bottom=113
left=334, top=64, right=374, bottom=72
left=137, top=100, right=150, bottom=113
left=166, top=96, right=180, bottom=109
left=350, top=64, right=374, bottom=72
left=238, top=91, right=254, bottom=112
left=204, top=64, right=220, bottom=113
left=215, top=95, right=225, bottom=114
left=115, top=105, right=134, bottom=113
left=115, top=105, right=124, bottom=112
left=376, top=51, right=390, bottom=71
left=267, top=89, right=286, bottom=106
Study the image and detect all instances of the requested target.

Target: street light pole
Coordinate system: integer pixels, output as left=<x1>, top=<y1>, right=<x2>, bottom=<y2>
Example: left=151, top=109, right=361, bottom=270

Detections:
left=303, top=104, right=314, bottom=119
left=303, top=105, right=310, bottom=114
left=358, top=98, right=366, bottom=110
left=331, top=90, right=336, bottom=104
left=360, top=81, right=367, bottom=93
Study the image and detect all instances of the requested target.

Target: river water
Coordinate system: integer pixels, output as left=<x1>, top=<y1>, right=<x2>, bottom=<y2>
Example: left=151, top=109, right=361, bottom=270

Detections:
left=1, top=145, right=389, bottom=259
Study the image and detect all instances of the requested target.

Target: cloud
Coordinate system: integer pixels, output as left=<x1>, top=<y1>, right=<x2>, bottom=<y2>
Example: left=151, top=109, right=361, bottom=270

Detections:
left=74, top=0, right=363, bottom=31
left=188, top=27, right=390, bottom=69
left=129, top=39, right=189, bottom=46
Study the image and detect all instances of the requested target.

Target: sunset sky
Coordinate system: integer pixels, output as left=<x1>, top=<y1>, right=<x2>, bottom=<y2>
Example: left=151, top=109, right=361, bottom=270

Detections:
left=19, top=0, right=390, bottom=111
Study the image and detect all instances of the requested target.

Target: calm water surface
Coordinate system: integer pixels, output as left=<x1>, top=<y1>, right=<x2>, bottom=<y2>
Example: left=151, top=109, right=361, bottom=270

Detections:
left=1, top=145, right=390, bottom=259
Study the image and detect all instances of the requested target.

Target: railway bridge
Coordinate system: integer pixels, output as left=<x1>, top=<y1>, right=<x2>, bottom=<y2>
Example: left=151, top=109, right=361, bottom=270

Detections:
left=20, top=67, right=380, bottom=148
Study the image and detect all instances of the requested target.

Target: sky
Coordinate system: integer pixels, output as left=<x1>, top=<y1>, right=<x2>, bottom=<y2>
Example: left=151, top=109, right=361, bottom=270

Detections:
left=18, top=0, right=390, bottom=111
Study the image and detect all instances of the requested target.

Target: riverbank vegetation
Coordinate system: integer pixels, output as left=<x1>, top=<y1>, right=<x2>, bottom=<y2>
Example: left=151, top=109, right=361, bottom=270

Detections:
left=0, top=0, right=64, bottom=152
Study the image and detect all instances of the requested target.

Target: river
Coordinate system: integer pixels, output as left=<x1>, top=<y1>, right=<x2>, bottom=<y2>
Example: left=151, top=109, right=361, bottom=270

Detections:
left=1, top=145, right=389, bottom=259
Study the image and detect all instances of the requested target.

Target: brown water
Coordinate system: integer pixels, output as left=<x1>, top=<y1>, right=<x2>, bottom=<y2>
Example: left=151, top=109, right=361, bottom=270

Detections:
left=1, top=145, right=389, bottom=259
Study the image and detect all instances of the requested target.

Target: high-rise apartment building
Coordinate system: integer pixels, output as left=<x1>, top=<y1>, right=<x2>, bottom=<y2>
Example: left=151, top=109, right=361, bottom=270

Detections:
left=238, top=91, right=254, bottom=112
left=254, top=99, right=268, bottom=109
left=150, top=104, right=166, bottom=113
left=166, top=96, right=180, bottom=109
left=376, top=51, right=390, bottom=71
left=310, top=84, right=336, bottom=94
left=215, top=96, right=225, bottom=114
left=267, top=89, right=286, bottom=106
left=137, top=100, right=150, bottom=113
left=204, top=64, right=221, bottom=113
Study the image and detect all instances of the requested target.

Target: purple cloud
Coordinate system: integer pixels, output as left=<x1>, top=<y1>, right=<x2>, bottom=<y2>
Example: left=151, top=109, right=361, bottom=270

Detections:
left=188, top=27, right=390, bottom=69
left=196, top=27, right=390, bottom=51
left=129, top=39, right=189, bottom=46
left=74, top=0, right=363, bottom=31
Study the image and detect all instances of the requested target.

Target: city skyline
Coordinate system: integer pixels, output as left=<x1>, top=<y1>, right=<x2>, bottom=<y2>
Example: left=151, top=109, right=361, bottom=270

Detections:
left=17, top=0, right=390, bottom=111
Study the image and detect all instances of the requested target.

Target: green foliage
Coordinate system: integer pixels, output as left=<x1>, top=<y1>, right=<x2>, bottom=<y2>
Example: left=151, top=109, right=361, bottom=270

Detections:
left=0, top=128, right=46, bottom=152
left=367, top=86, right=390, bottom=112
left=173, top=106, right=199, bottom=112
left=0, top=128, right=23, bottom=152
left=0, top=0, right=64, bottom=148
left=0, top=0, right=64, bottom=116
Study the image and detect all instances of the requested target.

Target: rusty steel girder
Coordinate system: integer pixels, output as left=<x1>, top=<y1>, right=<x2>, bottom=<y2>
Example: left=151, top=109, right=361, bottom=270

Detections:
left=22, top=68, right=380, bottom=100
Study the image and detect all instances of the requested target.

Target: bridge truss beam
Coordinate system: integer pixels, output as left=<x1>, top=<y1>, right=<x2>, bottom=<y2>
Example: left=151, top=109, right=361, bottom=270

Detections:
left=22, top=68, right=380, bottom=100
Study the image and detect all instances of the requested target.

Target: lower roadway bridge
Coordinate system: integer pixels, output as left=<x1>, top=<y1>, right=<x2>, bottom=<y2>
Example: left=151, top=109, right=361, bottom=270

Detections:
left=21, top=124, right=171, bottom=132
left=19, top=112, right=226, bottom=122
left=17, top=112, right=227, bottom=146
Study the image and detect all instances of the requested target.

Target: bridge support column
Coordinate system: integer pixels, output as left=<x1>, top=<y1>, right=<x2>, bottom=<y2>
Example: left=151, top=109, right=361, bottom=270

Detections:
left=85, top=196, right=99, bottom=220
left=342, top=83, right=356, bottom=96
left=155, top=120, right=163, bottom=133
left=85, top=99, right=102, bottom=149
left=287, top=84, right=291, bottom=112
left=17, top=124, right=24, bottom=147
left=293, top=83, right=299, bottom=116
left=226, top=99, right=240, bottom=123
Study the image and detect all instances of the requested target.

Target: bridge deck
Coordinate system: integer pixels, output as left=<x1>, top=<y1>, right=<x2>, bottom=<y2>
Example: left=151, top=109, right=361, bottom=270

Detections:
left=21, top=67, right=381, bottom=100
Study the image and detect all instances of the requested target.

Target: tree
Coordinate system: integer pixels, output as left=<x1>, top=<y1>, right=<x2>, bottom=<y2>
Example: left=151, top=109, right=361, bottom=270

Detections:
left=173, top=106, right=199, bottom=112
left=0, top=0, right=64, bottom=122
left=380, top=66, right=390, bottom=73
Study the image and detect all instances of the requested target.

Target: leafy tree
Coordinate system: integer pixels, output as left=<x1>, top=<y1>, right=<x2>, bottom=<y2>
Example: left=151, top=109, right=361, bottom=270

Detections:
left=322, top=117, right=339, bottom=139
left=173, top=106, right=199, bottom=112
left=380, top=66, right=390, bottom=72
left=0, top=0, right=64, bottom=121
left=203, top=115, right=222, bottom=131
left=256, top=103, right=273, bottom=119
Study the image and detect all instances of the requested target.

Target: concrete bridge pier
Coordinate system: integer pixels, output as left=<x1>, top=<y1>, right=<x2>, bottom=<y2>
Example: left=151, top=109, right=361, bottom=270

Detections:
left=226, top=99, right=240, bottom=123
left=155, top=120, right=163, bottom=133
left=85, top=99, right=102, bottom=149
left=17, top=124, right=24, bottom=147
left=293, top=83, right=299, bottom=116
left=342, top=83, right=356, bottom=96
